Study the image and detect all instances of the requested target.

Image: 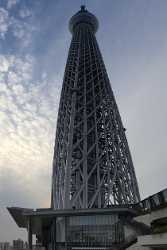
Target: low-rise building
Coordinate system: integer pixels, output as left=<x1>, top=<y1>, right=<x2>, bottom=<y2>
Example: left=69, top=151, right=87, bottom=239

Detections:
left=0, top=242, right=10, bottom=250
left=13, top=239, right=24, bottom=250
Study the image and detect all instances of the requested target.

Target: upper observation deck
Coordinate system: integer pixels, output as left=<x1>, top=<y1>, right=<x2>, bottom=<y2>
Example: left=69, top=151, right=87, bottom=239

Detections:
left=69, top=5, right=99, bottom=34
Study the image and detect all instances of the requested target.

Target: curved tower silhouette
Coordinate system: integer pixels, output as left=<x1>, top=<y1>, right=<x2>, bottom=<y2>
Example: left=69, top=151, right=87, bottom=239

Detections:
left=52, top=6, right=140, bottom=209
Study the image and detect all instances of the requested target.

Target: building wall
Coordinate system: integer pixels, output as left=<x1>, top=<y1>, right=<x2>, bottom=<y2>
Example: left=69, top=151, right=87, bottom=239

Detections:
left=127, top=206, right=167, bottom=249
left=127, top=243, right=152, bottom=250
left=135, top=207, right=167, bottom=226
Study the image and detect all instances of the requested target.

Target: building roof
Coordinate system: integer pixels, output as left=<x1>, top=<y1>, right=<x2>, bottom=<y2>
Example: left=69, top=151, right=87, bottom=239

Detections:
left=7, top=206, right=138, bottom=235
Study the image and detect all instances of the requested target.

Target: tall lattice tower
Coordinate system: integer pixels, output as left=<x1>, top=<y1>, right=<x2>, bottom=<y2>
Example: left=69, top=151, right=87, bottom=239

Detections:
left=52, top=6, right=140, bottom=210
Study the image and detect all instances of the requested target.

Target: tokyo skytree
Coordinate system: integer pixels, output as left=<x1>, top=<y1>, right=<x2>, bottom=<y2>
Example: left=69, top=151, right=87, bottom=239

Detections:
left=51, top=6, right=140, bottom=210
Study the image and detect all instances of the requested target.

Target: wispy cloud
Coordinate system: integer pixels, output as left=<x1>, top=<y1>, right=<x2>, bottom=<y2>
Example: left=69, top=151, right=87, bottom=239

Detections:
left=6, top=0, right=19, bottom=10
left=11, top=17, right=36, bottom=47
left=0, top=54, right=60, bottom=212
left=0, top=8, right=10, bottom=38
left=19, top=7, right=32, bottom=18
left=0, top=4, right=36, bottom=48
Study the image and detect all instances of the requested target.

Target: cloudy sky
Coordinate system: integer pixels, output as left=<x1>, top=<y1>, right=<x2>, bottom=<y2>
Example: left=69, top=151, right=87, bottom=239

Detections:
left=0, top=0, right=167, bottom=242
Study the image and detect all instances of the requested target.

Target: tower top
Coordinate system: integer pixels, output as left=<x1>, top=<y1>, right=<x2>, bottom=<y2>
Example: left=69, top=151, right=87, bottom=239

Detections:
left=69, top=7, right=99, bottom=34
left=80, top=5, right=86, bottom=11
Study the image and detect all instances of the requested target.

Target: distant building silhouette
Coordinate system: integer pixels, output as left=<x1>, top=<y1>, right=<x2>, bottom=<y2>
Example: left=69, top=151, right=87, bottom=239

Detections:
left=13, top=239, right=24, bottom=250
left=0, top=242, right=10, bottom=250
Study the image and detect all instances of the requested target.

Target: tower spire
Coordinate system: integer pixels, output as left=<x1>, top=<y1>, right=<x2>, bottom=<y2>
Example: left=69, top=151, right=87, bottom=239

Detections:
left=80, top=5, right=86, bottom=11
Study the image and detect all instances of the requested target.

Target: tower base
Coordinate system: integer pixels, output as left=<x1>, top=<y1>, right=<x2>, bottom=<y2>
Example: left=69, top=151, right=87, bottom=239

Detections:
left=7, top=206, right=149, bottom=250
left=8, top=188, right=167, bottom=249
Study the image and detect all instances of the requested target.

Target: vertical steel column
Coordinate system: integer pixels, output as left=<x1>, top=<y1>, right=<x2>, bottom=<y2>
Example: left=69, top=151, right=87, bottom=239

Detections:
left=28, top=217, right=32, bottom=250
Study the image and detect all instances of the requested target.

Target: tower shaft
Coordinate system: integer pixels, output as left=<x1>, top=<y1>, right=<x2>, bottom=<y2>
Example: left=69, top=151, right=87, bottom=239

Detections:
left=52, top=8, right=140, bottom=209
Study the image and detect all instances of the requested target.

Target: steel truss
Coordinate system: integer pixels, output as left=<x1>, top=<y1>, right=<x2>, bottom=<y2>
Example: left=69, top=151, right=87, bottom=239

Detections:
left=52, top=8, right=140, bottom=209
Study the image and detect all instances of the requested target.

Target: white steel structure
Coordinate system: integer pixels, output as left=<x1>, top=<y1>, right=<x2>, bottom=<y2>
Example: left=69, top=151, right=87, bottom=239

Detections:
left=52, top=6, right=140, bottom=210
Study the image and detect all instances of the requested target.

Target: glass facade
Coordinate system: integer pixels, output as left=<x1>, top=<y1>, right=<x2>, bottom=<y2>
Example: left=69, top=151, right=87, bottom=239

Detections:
left=54, top=214, right=124, bottom=248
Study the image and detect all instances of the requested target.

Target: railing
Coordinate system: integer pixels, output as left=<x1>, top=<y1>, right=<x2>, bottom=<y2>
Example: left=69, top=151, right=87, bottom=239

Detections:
left=135, top=188, right=167, bottom=213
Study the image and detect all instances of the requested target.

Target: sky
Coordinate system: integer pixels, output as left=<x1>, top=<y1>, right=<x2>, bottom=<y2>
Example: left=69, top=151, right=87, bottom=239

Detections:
left=0, top=0, right=167, bottom=243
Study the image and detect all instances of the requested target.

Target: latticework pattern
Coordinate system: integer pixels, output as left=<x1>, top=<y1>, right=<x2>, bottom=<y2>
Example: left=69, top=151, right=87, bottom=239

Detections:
left=52, top=8, right=140, bottom=209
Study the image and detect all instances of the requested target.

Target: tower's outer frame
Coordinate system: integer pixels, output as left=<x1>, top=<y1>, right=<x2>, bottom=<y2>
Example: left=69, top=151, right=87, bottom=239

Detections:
left=52, top=7, right=140, bottom=209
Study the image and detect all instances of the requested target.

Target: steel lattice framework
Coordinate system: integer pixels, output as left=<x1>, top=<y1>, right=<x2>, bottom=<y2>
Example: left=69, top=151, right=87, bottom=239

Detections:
left=52, top=6, right=140, bottom=209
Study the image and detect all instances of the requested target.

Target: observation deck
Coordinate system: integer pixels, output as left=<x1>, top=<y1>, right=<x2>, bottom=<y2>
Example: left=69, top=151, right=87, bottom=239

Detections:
left=69, top=5, right=99, bottom=34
